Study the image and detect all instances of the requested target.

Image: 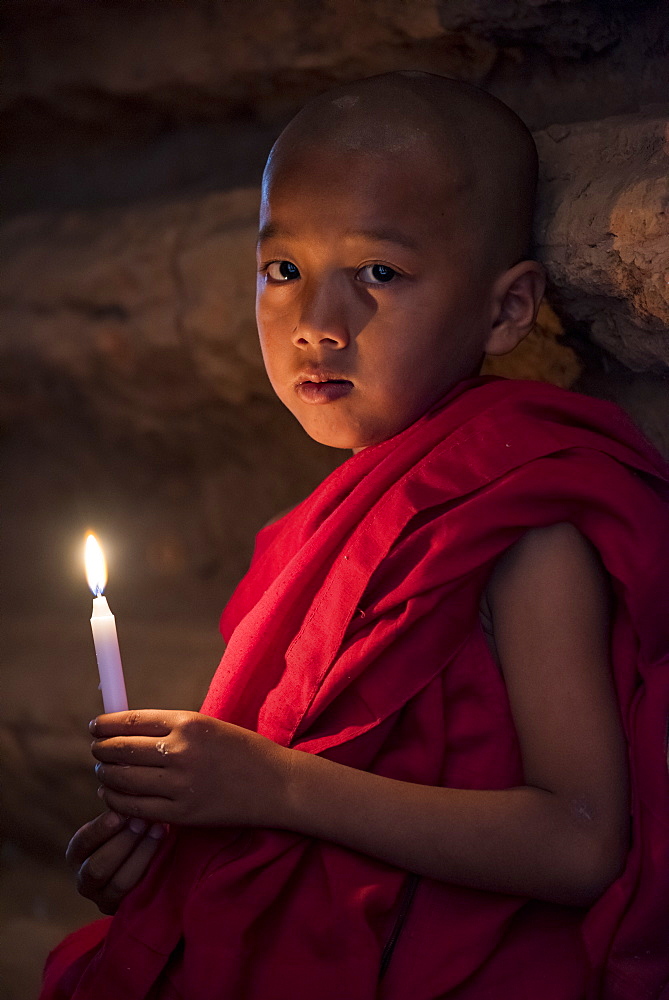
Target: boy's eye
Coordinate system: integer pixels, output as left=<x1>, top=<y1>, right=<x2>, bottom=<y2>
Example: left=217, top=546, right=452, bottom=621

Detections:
left=266, top=260, right=300, bottom=281
left=358, top=263, right=398, bottom=284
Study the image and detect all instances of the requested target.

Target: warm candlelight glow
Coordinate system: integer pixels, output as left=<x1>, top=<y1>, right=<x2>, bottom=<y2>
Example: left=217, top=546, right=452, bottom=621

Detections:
left=85, top=532, right=108, bottom=596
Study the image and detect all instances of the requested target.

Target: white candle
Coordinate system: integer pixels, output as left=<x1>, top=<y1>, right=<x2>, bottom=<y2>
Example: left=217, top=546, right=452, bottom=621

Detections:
left=85, top=533, right=128, bottom=713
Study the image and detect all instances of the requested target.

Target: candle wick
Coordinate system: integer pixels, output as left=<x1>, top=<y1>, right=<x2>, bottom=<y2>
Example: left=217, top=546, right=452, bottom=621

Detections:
left=95, top=586, right=103, bottom=597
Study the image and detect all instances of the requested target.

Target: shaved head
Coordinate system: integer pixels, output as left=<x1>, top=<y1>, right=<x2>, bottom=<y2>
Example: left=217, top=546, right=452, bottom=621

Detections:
left=264, top=71, right=538, bottom=276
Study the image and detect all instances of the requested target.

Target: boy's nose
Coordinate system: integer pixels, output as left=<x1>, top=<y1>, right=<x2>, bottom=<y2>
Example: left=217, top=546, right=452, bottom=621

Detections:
left=292, top=281, right=349, bottom=349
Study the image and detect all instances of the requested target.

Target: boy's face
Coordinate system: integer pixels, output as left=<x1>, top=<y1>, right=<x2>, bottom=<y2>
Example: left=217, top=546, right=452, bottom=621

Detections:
left=256, top=143, right=493, bottom=451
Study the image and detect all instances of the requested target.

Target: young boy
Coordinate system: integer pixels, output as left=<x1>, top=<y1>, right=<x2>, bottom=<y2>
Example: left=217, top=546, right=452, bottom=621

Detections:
left=43, top=72, right=669, bottom=1000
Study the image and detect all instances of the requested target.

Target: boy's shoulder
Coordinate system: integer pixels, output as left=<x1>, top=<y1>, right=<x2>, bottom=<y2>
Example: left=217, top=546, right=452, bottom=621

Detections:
left=444, top=376, right=667, bottom=486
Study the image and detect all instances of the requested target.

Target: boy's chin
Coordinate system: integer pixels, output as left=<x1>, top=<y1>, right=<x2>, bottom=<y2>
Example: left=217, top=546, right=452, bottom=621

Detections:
left=295, top=414, right=394, bottom=453
left=302, top=426, right=365, bottom=452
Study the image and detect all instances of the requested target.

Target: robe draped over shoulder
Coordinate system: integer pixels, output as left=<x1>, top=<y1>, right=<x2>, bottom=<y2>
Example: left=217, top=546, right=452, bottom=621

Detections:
left=42, top=377, right=669, bottom=1000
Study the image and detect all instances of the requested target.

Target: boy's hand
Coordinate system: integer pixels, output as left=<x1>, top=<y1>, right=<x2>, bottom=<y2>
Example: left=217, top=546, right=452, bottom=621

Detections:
left=66, top=810, right=165, bottom=914
left=90, top=710, right=291, bottom=828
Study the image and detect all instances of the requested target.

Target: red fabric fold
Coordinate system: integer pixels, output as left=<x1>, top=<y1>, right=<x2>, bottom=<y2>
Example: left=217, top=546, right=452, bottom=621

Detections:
left=42, top=377, right=669, bottom=1000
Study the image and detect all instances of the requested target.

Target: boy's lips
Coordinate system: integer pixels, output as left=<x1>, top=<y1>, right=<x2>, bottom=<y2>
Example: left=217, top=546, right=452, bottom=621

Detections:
left=294, top=371, right=354, bottom=405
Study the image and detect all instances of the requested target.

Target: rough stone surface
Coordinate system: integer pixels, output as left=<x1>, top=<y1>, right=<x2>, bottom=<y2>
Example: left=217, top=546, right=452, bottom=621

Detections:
left=0, top=188, right=265, bottom=433
left=437, top=0, right=643, bottom=56
left=535, top=111, right=669, bottom=373
left=2, top=0, right=658, bottom=126
left=1, top=0, right=495, bottom=142
left=3, top=1, right=668, bottom=176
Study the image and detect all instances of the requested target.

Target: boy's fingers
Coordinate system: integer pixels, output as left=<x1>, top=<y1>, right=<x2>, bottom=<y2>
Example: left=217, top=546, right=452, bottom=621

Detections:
left=95, top=762, right=171, bottom=797
left=90, top=710, right=175, bottom=738
left=76, top=823, right=166, bottom=910
left=91, top=736, right=172, bottom=765
left=66, top=811, right=125, bottom=870
left=75, top=825, right=142, bottom=894
left=95, top=826, right=166, bottom=914
left=99, top=787, right=174, bottom=824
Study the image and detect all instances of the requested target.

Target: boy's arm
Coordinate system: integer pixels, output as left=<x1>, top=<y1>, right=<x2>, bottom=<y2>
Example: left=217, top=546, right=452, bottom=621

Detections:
left=274, top=522, right=629, bottom=907
left=92, top=522, right=629, bottom=908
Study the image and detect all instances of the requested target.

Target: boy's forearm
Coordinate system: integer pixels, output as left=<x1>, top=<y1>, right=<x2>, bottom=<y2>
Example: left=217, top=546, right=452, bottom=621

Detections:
left=275, top=748, right=624, bottom=908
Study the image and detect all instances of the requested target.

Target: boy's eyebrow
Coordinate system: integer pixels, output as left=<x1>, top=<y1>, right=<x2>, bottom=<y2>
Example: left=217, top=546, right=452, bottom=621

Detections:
left=257, top=222, right=287, bottom=247
left=344, top=227, right=420, bottom=253
left=257, top=222, right=420, bottom=253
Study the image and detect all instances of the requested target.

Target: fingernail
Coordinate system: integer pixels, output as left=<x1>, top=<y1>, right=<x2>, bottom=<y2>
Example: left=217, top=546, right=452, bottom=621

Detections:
left=148, top=823, right=165, bottom=840
left=88, top=719, right=97, bottom=734
left=104, top=811, right=123, bottom=830
left=96, top=786, right=105, bottom=799
left=129, top=818, right=146, bottom=835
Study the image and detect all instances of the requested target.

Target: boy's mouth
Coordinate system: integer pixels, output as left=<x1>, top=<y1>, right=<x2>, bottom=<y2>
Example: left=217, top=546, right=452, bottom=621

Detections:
left=295, top=374, right=354, bottom=405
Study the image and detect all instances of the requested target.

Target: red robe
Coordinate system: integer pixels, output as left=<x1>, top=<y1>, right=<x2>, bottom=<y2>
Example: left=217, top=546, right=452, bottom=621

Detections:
left=42, top=377, right=669, bottom=1000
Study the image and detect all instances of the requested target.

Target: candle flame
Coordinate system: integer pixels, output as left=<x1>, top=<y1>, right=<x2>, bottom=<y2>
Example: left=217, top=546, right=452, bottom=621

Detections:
left=85, top=533, right=108, bottom=596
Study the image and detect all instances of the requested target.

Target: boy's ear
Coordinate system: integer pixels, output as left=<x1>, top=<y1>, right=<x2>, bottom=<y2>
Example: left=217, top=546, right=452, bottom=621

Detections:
left=484, top=260, right=546, bottom=357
